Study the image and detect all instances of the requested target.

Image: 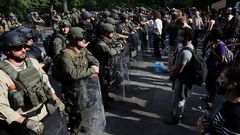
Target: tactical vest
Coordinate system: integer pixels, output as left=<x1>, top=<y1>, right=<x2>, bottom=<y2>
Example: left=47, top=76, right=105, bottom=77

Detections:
left=0, top=58, right=52, bottom=110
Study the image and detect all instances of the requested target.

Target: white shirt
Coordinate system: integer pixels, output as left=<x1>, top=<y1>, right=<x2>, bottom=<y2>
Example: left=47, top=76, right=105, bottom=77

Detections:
left=154, top=18, right=163, bottom=35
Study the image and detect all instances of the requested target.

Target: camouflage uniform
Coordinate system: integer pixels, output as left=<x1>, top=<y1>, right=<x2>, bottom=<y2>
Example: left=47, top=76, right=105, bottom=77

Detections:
left=71, top=8, right=80, bottom=27
left=52, top=19, right=71, bottom=58
left=90, top=23, right=123, bottom=103
left=60, top=27, right=106, bottom=134
left=7, top=13, right=21, bottom=30
left=51, top=10, right=61, bottom=32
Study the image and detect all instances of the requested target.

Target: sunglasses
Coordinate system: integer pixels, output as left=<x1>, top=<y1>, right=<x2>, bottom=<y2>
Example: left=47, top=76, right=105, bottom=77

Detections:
left=76, top=38, right=85, bottom=41
left=12, top=45, right=29, bottom=51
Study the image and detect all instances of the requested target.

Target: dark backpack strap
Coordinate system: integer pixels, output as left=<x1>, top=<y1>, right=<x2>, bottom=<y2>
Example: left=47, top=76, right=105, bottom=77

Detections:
left=180, top=47, right=194, bottom=54
left=179, top=47, right=195, bottom=60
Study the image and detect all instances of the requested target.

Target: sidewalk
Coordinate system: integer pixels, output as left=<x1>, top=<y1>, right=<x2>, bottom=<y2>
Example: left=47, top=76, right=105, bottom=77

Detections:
left=104, top=50, right=207, bottom=135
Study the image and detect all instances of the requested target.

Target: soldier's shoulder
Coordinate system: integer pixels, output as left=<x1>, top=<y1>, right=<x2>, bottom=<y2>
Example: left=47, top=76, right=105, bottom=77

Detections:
left=27, top=58, right=41, bottom=69
left=0, top=69, right=14, bottom=88
left=62, top=48, right=77, bottom=58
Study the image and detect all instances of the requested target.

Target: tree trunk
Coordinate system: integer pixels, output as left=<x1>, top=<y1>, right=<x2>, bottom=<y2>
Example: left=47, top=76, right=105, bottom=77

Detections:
left=50, top=0, right=54, bottom=12
left=63, top=0, right=68, bottom=12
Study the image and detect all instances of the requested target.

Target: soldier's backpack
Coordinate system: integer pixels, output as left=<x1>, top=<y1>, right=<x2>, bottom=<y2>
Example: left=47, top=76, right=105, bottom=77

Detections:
left=43, top=33, right=66, bottom=58
left=178, top=47, right=208, bottom=86
left=52, top=48, right=76, bottom=82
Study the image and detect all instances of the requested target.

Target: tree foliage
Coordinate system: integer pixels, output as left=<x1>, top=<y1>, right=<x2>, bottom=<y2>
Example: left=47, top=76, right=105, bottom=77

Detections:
left=0, top=0, right=235, bottom=21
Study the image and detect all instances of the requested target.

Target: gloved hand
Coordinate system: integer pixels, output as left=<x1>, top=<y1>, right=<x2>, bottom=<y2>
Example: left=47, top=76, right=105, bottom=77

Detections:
left=25, top=119, right=44, bottom=135
left=55, top=99, right=65, bottom=112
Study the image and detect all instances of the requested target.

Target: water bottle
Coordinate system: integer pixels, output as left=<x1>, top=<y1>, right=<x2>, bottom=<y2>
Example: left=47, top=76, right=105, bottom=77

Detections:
left=8, top=84, right=24, bottom=107
left=154, top=61, right=163, bottom=73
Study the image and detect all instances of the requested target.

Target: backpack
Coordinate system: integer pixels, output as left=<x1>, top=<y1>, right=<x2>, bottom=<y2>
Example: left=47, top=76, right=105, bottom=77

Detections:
left=43, top=33, right=66, bottom=58
left=224, top=45, right=234, bottom=65
left=178, top=47, right=208, bottom=86
left=52, top=48, right=76, bottom=82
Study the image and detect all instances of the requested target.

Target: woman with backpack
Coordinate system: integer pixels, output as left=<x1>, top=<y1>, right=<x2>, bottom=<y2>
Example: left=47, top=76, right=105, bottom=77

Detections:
left=203, top=28, right=227, bottom=109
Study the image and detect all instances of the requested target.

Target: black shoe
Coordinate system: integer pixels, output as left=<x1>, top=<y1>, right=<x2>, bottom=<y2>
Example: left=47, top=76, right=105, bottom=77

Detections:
left=164, top=116, right=180, bottom=125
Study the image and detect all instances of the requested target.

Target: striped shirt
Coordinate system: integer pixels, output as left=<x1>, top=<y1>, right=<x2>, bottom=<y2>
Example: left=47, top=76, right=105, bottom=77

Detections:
left=204, top=101, right=240, bottom=135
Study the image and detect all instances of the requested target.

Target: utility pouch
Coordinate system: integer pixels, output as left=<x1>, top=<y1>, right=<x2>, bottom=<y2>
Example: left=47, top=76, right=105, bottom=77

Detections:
left=13, top=91, right=25, bottom=107
left=34, top=81, right=48, bottom=103
left=8, top=90, right=25, bottom=110
left=28, top=88, right=40, bottom=106
left=8, top=93, right=20, bottom=110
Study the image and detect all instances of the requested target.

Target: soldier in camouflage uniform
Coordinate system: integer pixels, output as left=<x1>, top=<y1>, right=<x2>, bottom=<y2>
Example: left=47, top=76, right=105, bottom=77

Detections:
left=71, top=8, right=80, bottom=27
left=62, top=11, right=72, bottom=25
left=0, top=14, right=9, bottom=32
left=52, top=19, right=71, bottom=58
left=89, top=23, right=124, bottom=105
left=59, top=27, right=106, bottom=135
left=51, top=10, right=61, bottom=32
left=31, top=12, right=45, bottom=41
left=7, top=13, right=21, bottom=30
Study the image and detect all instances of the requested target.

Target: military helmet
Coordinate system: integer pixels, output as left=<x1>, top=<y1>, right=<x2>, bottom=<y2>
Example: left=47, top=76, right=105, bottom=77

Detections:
left=103, top=11, right=111, bottom=17
left=16, top=27, right=38, bottom=42
left=68, top=27, right=85, bottom=39
left=58, top=19, right=71, bottom=28
left=110, top=13, right=119, bottom=20
left=0, top=31, right=27, bottom=48
left=34, top=12, right=39, bottom=17
left=128, top=12, right=134, bottom=17
left=102, top=23, right=115, bottom=33
left=111, top=9, right=118, bottom=14
left=105, top=17, right=116, bottom=25
left=72, top=8, right=77, bottom=12
left=120, top=13, right=129, bottom=20
left=139, top=6, right=146, bottom=12
left=81, top=8, right=86, bottom=13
